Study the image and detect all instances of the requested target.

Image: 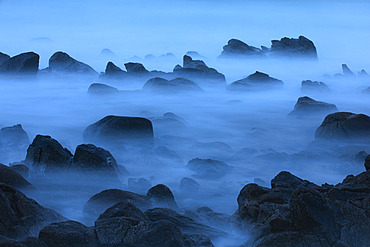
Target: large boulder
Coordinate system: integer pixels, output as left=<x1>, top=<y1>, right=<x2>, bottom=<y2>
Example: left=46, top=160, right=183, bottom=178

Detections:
left=38, top=221, right=98, bottom=247
left=83, top=115, right=154, bottom=147
left=228, top=71, right=283, bottom=91
left=288, top=96, right=338, bottom=117
left=315, top=112, right=370, bottom=140
left=219, top=39, right=264, bottom=58
left=47, top=51, right=97, bottom=75
left=0, top=183, right=65, bottom=239
left=87, top=83, right=119, bottom=95
left=143, top=77, right=202, bottom=93
left=0, top=164, right=33, bottom=190
left=147, top=184, right=178, bottom=209
left=0, top=52, right=39, bottom=74
left=301, top=80, right=329, bottom=92
left=25, top=135, right=73, bottom=173
left=186, top=158, right=231, bottom=179
left=270, top=36, right=317, bottom=59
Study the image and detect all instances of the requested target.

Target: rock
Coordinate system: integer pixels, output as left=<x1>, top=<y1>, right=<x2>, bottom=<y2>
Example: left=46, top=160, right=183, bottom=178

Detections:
left=87, top=83, right=119, bottom=95
left=301, top=80, right=329, bottom=92
left=180, top=177, right=200, bottom=192
left=147, top=184, right=178, bottom=209
left=358, top=69, right=368, bottom=77
left=183, top=234, right=214, bottom=247
left=0, top=183, right=65, bottom=239
left=342, top=64, right=355, bottom=76
left=288, top=96, right=338, bottom=117
left=97, top=202, right=149, bottom=221
left=145, top=208, right=224, bottom=238
left=143, top=77, right=202, bottom=93
left=228, top=71, right=283, bottom=91
left=219, top=39, right=264, bottom=58
left=150, top=113, right=187, bottom=136
left=0, top=124, right=29, bottom=149
left=315, top=112, right=370, bottom=140
left=9, top=164, right=29, bottom=178
left=128, top=178, right=152, bottom=194
left=38, top=221, right=98, bottom=247
left=83, top=115, right=154, bottom=147
left=271, top=171, right=315, bottom=190
left=0, top=164, right=33, bottom=190
left=0, top=236, right=47, bottom=247
left=270, top=36, right=317, bottom=59
left=0, top=52, right=10, bottom=65
left=186, top=158, right=231, bottom=179
left=83, top=189, right=151, bottom=219
left=104, top=61, right=126, bottom=78
left=124, top=62, right=149, bottom=74
left=173, top=55, right=225, bottom=83
left=0, top=52, right=39, bottom=74
left=184, top=207, right=232, bottom=230
left=100, top=48, right=115, bottom=57
left=48, top=51, right=97, bottom=75
left=365, top=155, right=370, bottom=171
left=25, top=135, right=73, bottom=173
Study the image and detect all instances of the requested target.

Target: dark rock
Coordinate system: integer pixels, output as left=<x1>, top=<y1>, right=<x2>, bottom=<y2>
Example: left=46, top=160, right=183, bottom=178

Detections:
left=271, top=171, right=315, bottom=190
left=145, top=208, right=225, bottom=238
left=0, top=164, right=33, bottom=190
left=342, top=64, right=355, bottom=76
left=124, top=62, right=149, bottom=74
left=97, top=202, right=149, bottom=221
left=83, top=189, right=151, bottom=219
left=143, top=77, right=202, bottom=93
left=128, top=178, right=152, bottom=194
left=25, top=135, right=73, bottom=173
left=315, top=112, right=370, bottom=140
left=147, top=184, right=178, bottom=209
left=83, top=115, right=154, bottom=147
left=183, top=234, right=214, bottom=247
left=9, top=164, right=29, bottom=178
left=0, top=124, right=29, bottom=149
left=104, top=61, right=125, bottom=77
left=184, top=207, right=232, bottom=230
left=180, top=177, right=200, bottom=192
left=270, top=36, right=317, bottom=59
left=0, top=52, right=10, bottom=65
left=48, top=51, right=97, bottom=75
left=288, top=96, right=338, bottom=117
left=0, top=183, right=65, bottom=239
left=228, top=71, right=283, bottom=91
left=219, top=39, right=264, bottom=58
left=186, top=158, right=231, bottom=179
left=38, top=221, right=98, bottom=247
left=0, top=52, right=39, bottom=74
left=87, top=83, right=119, bottom=95
left=301, top=80, right=329, bottom=92
left=365, top=155, right=370, bottom=171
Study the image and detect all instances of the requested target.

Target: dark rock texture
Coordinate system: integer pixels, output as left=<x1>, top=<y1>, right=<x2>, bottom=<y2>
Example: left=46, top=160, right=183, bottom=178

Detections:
left=143, top=77, right=202, bottom=93
left=301, top=80, right=329, bottom=92
left=0, top=52, right=39, bottom=74
left=48, top=51, right=97, bottom=75
left=186, top=158, right=231, bottom=179
left=288, top=96, right=338, bottom=117
left=25, top=135, right=73, bottom=173
left=236, top=170, right=370, bottom=247
left=228, top=71, right=283, bottom=91
left=0, top=52, right=10, bottom=65
left=87, top=83, right=119, bottom=95
left=0, top=183, right=65, bottom=240
left=147, top=184, right=178, bottom=209
left=270, top=36, right=317, bottom=59
left=315, top=112, right=370, bottom=140
left=219, top=39, right=265, bottom=58
left=104, top=61, right=126, bottom=78
left=38, top=221, right=98, bottom=247
left=83, top=115, right=154, bottom=146
left=124, top=62, right=149, bottom=74
left=0, top=164, right=33, bottom=190
left=342, top=64, right=355, bottom=76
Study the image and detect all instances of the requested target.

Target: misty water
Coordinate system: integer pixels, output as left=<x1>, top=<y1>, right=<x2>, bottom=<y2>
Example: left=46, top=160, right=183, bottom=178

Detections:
left=1, top=0, right=370, bottom=246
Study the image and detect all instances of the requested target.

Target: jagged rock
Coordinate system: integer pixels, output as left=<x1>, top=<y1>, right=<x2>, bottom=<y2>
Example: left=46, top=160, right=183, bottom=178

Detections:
left=0, top=164, right=33, bottom=190
left=186, top=158, right=231, bottom=179
left=219, top=39, right=264, bottom=58
left=145, top=208, right=225, bottom=239
left=104, top=61, right=126, bottom=78
left=271, top=171, right=315, bottom=190
left=228, top=71, right=283, bottom=91
left=128, top=178, right=152, bottom=194
left=0, top=52, right=39, bottom=74
left=124, top=62, right=149, bottom=74
left=83, top=115, right=154, bottom=147
left=9, top=164, right=29, bottom=178
left=83, top=189, right=151, bottom=219
left=301, top=80, right=329, bottom=92
left=180, top=177, right=200, bottom=192
left=38, top=221, right=98, bottom=247
left=270, top=36, right=317, bottom=59
left=0, top=124, right=29, bottom=149
left=25, top=135, right=73, bottom=173
left=173, top=55, right=225, bottom=83
left=0, top=183, right=65, bottom=239
left=143, top=77, right=202, bottom=93
left=288, top=96, right=338, bottom=117
left=147, top=184, right=178, bottom=209
left=315, top=112, right=370, bottom=140
left=47, top=51, right=97, bottom=75
left=0, top=52, right=10, bottom=65
left=87, top=83, right=119, bottom=95
left=342, top=64, right=355, bottom=76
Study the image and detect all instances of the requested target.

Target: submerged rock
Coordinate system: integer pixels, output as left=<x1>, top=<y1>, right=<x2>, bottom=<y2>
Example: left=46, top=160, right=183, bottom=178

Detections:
left=128, top=178, right=152, bottom=194
left=180, top=177, right=201, bottom=193
left=342, top=64, right=355, bottom=76
left=288, top=96, right=338, bottom=117
left=228, top=71, right=283, bottom=91
left=315, top=112, right=370, bottom=140
left=143, top=77, right=202, bottom=93
left=0, top=124, right=29, bottom=149
left=186, top=158, right=231, bottom=179
left=301, top=80, right=329, bottom=92
left=147, top=184, right=178, bottom=209
left=87, top=83, right=119, bottom=95
left=83, top=115, right=154, bottom=147
left=47, top=51, right=97, bottom=75
left=0, top=52, right=39, bottom=75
